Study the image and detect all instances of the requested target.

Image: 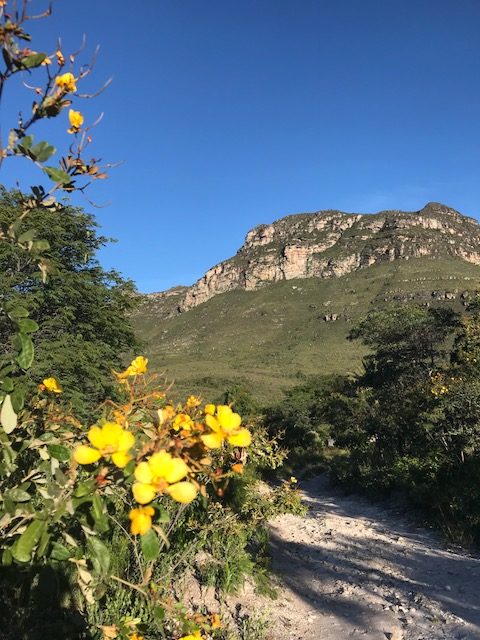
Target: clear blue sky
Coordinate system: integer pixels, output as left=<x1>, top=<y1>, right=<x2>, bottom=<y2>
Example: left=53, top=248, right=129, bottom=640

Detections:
left=1, top=0, right=480, bottom=292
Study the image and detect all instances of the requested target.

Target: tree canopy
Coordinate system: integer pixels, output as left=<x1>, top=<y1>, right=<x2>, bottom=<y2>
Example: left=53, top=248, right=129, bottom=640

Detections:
left=0, top=187, right=139, bottom=414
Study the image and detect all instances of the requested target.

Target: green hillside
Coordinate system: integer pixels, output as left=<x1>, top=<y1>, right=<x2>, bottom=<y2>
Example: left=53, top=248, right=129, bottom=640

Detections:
left=133, top=257, right=480, bottom=404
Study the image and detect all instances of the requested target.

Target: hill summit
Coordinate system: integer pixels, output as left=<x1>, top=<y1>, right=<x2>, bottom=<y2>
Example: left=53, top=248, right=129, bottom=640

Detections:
left=174, top=202, right=480, bottom=311
left=135, top=203, right=480, bottom=403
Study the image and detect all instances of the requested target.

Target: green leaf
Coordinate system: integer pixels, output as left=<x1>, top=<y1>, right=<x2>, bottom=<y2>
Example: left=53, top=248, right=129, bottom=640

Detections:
left=31, top=141, right=56, bottom=163
left=74, top=479, right=96, bottom=498
left=7, top=305, right=29, bottom=319
left=37, top=530, right=51, bottom=558
left=87, top=537, right=111, bottom=577
left=12, top=519, right=46, bottom=563
left=20, top=53, right=46, bottom=69
left=47, top=444, right=70, bottom=463
left=0, top=365, right=15, bottom=378
left=9, top=488, right=31, bottom=502
left=17, top=228, right=37, bottom=244
left=10, top=386, right=25, bottom=413
left=50, top=541, right=71, bottom=561
left=91, top=494, right=109, bottom=533
left=16, top=318, right=39, bottom=334
left=7, top=217, right=22, bottom=238
left=3, top=496, right=15, bottom=514
left=150, top=504, right=170, bottom=523
left=0, top=377, right=14, bottom=394
left=140, top=528, right=160, bottom=562
left=16, top=334, right=34, bottom=370
left=153, top=606, right=165, bottom=623
left=1, top=395, right=17, bottom=434
left=31, top=239, right=50, bottom=253
left=17, top=135, right=33, bottom=151
left=2, top=548, right=13, bottom=566
left=123, top=458, right=136, bottom=477
left=44, top=166, right=71, bottom=185
left=38, top=431, right=56, bottom=442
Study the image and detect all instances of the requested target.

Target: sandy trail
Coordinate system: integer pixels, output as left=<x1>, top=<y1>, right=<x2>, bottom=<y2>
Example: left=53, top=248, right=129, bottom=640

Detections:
left=258, top=475, right=480, bottom=640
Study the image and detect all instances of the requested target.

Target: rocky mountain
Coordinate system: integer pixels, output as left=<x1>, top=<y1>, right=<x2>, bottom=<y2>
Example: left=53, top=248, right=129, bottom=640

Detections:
left=134, top=203, right=480, bottom=404
left=178, top=202, right=480, bottom=312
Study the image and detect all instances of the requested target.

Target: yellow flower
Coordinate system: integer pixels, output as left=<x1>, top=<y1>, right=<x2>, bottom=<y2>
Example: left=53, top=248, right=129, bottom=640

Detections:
left=186, top=395, right=201, bottom=408
left=68, top=109, right=84, bottom=134
left=132, top=451, right=197, bottom=505
left=55, top=72, right=77, bottom=93
left=73, top=422, right=135, bottom=468
left=204, top=403, right=216, bottom=416
left=290, top=476, right=298, bottom=484
left=158, top=404, right=175, bottom=425
left=201, top=405, right=251, bottom=449
left=211, top=613, right=221, bottom=629
left=43, top=377, right=63, bottom=394
left=129, top=506, right=154, bottom=536
left=128, top=634, right=144, bottom=640
left=116, top=356, right=148, bottom=379
left=173, top=413, right=194, bottom=432
left=55, top=49, right=65, bottom=66
left=179, top=631, right=203, bottom=640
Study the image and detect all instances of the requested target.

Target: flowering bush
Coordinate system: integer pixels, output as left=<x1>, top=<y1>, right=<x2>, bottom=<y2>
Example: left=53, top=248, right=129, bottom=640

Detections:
left=0, top=5, right=268, bottom=639
left=1, top=352, right=255, bottom=639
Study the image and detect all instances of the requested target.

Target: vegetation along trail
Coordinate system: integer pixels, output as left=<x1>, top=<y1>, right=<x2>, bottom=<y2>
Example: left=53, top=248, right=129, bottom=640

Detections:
left=261, top=475, right=480, bottom=639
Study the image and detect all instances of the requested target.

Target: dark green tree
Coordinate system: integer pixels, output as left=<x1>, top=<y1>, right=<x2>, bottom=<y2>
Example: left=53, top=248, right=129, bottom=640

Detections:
left=0, top=187, right=139, bottom=415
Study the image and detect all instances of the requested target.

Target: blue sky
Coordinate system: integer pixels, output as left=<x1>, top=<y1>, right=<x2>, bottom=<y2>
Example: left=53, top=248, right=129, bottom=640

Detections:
left=1, top=0, right=480, bottom=292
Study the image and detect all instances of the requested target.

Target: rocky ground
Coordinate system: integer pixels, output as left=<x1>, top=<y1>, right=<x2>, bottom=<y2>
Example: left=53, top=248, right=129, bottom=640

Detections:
left=231, top=475, right=480, bottom=640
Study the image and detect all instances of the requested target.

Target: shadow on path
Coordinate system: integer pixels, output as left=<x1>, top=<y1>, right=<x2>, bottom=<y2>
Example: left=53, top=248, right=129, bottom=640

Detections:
left=266, top=474, right=480, bottom=639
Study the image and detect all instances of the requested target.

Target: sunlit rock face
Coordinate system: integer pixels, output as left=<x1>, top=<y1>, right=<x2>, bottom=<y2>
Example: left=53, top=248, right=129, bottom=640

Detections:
left=178, top=202, right=480, bottom=312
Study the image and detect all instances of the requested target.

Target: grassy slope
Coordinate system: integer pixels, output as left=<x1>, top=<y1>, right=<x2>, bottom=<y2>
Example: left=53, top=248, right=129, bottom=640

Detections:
left=134, top=257, right=480, bottom=405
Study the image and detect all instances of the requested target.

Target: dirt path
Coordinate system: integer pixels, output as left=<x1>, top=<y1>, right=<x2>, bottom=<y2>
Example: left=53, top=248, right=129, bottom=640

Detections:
left=255, top=475, right=480, bottom=640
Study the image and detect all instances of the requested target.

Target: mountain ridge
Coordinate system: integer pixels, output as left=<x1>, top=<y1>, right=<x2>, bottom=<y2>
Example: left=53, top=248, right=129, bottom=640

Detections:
left=145, top=202, right=480, bottom=314
left=133, top=202, right=480, bottom=403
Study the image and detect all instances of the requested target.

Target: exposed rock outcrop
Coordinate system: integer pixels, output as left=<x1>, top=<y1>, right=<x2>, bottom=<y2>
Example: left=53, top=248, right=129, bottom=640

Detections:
left=169, top=202, right=480, bottom=312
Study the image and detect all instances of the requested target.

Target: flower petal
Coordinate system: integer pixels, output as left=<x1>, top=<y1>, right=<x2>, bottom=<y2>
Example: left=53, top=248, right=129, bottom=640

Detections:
left=134, top=461, right=153, bottom=484
left=218, top=411, right=242, bottom=432
left=227, top=428, right=252, bottom=447
left=129, top=508, right=153, bottom=536
left=132, top=482, right=156, bottom=504
left=117, top=429, right=135, bottom=453
left=201, top=432, right=224, bottom=449
left=73, top=445, right=101, bottom=465
left=204, top=403, right=216, bottom=416
left=164, top=457, right=189, bottom=484
left=167, top=481, right=197, bottom=504
left=87, top=426, right=106, bottom=449
left=111, top=451, right=132, bottom=468
left=205, top=414, right=221, bottom=432
left=101, top=422, right=123, bottom=446
left=148, top=450, right=173, bottom=477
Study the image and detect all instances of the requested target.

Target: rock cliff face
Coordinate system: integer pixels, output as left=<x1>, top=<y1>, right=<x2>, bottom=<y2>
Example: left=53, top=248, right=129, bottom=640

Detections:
left=177, top=203, right=480, bottom=312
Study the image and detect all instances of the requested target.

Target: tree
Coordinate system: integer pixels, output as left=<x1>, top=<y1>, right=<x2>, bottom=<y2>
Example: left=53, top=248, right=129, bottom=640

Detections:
left=0, top=186, right=139, bottom=414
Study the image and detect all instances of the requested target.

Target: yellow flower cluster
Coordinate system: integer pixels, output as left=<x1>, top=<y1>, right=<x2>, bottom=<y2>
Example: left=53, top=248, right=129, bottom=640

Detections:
left=42, top=377, right=63, bottom=393
left=116, top=355, right=148, bottom=379
left=71, top=357, right=252, bottom=537
left=133, top=450, right=197, bottom=505
left=68, top=108, right=84, bottom=134
left=55, top=71, right=77, bottom=93
left=73, top=422, right=134, bottom=468
left=201, top=404, right=251, bottom=449
left=129, top=506, right=154, bottom=536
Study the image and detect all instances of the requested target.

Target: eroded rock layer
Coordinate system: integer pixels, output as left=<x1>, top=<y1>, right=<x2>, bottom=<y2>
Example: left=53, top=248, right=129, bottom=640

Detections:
left=174, top=203, right=480, bottom=311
